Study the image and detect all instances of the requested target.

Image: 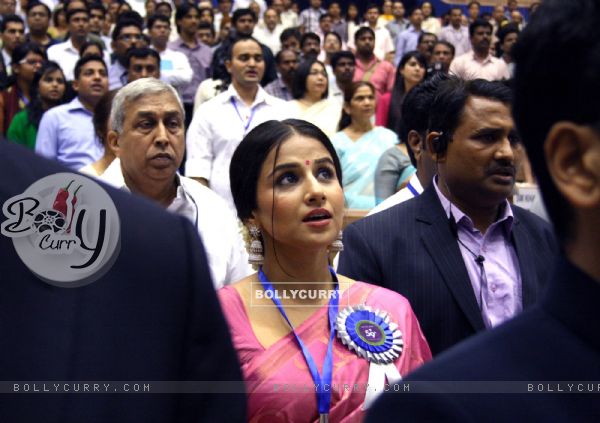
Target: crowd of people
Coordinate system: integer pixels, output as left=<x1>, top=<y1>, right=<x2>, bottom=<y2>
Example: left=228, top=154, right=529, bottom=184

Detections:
left=5, top=0, right=598, bottom=422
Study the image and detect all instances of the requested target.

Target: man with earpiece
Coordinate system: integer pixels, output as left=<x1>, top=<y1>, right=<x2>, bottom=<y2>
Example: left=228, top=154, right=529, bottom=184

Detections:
left=339, top=76, right=558, bottom=356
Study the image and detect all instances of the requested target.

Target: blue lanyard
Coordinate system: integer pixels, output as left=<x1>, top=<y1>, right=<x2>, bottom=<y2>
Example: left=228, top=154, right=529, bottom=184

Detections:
left=407, top=181, right=420, bottom=198
left=257, top=267, right=339, bottom=420
left=230, top=97, right=256, bottom=134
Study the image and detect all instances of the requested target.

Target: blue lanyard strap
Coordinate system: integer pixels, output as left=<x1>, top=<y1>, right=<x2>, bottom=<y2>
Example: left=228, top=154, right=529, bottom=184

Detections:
left=230, top=97, right=257, bottom=133
left=407, top=181, right=420, bottom=198
left=257, top=267, right=340, bottom=417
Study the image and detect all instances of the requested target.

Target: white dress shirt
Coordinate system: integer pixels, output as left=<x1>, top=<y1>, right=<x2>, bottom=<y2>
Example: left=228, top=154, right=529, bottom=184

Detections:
left=100, top=158, right=253, bottom=288
left=253, top=23, right=284, bottom=55
left=47, top=40, right=111, bottom=81
left=185, top=84, right=289, bottom=212
left=368, top=173, right=423, bottom=215
left=157, top=47, right=193, bottom=89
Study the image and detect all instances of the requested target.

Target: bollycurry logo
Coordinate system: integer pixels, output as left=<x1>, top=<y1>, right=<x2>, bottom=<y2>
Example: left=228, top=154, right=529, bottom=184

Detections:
left=1, top=173, right=120, bottom=287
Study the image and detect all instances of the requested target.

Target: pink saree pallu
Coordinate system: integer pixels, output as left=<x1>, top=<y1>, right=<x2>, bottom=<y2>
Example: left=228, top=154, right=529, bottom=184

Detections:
left=219, top=282, right=432, bottom=423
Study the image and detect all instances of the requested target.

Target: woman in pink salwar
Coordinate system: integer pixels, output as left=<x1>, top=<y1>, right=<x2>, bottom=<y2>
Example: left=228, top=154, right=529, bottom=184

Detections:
left=220, top=119, right=431, bottom=423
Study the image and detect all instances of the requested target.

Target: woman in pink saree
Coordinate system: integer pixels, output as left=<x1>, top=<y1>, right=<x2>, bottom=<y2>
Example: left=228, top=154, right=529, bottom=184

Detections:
left=220, top=119, right=431, bottom=423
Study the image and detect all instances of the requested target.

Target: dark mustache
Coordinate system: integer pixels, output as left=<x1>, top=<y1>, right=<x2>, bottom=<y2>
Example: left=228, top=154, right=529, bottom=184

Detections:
left=486, top=163, right=516, bottom=176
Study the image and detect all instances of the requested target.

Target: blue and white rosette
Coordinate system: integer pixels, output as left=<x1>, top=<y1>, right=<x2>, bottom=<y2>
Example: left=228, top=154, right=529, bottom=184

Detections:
left=336, top=304, right=403, bottom=410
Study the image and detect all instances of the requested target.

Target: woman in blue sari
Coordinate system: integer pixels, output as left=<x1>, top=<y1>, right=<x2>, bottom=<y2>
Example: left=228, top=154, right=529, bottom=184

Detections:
left=331, top=81, right=399, bottom=209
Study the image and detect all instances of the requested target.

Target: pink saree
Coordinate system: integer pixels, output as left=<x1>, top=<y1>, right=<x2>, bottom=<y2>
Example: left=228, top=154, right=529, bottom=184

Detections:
left=218, top=282, right=432, bottom=423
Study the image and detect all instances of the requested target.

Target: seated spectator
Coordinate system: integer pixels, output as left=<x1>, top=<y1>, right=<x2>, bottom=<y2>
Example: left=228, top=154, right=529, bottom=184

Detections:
left=320, top=30, right=342, bottom=67
left=299, top=31, right=320, bottom=60
left=431, top=40, right=455, bottom=74
left=35, top=55, right=108, bottom=169
left=107, top=18, right=143, bottom=90
left=0, top=43, right=45, bottom=134
left=327, top=0, right=347, bottom=42
left=197, top=21, right=216, bottom=46
left=288, top=57, right=341, bottom=137
left=331, top=81, right=398, bottom=209
left=78, top=39, right=104, bottom=58
left=49, top=5, right=68, bottom=40
left=253, top=7, right=283, bottom=54
left=7, top=61, right=66, bottom=149
left=79, top=89, right=116, bottom=176
left=450, top=19, right=510, bottom=81
left=0, top=14, right=25, bottom=81
left=385, top=51, right=427, bottom=133
left=24, top=1, right=58, bottom=51
left=497, top=23, right=519, bottom=75
left=88, top=3, right=112, bottom=53
left=102, top=78, right=252, bottom=287
left=328, top=50, right=355, bottom=105
left=279, top=26, right=301, bottom=54
left=416, top=32, right=437, bottom=66
left=439, top=6, right=471, bottom=57
left=264, top=48, right=297, bottom=101
left=421, top=1, right=441, bottom=35
left=394, top=6, right=423, bottom=65
left=298, top=0, right=325, bottom=34
left=125, top=46, right=160, bottom=82
left=353, top=27, right=395, bottom=102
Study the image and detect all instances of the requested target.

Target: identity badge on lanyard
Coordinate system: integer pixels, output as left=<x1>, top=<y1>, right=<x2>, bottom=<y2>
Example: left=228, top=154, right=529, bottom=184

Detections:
left=258, top=267, right=340, bottom=423
left=230, top=97, right=257, bottom=135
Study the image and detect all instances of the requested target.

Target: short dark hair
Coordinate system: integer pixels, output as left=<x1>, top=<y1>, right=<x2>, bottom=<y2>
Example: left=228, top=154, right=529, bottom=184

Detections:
left=323, top=31, right=342, bottom=46
left=468, top=1, right=481, bottom=8
left=275, top=48, right=297, bottom=64
left=365, top=3, right=379, bottom=12
left=230, top=119, right=343, bottom=221
left=428, top=77, right=512, bottom=156
left=498, top=22, right=519, bottom=44
left=449, top=6, right=462, bottom=14
left=125, top=46, right=160, bottom=69
left=225, top=36, right=261, bottom=60
left=112, top=17, right=142, bottom=41
left=280, top=27, right=300, bottom=44
left=175, top=3, right=199, bottom=23
left=418, top=31, right=437, bottom=44
left=331, top=50, right=355, bottom=69
left=433, top=40, right=455, bottom=56
left=155, top=1, right=172, bottom=14
left=513, top=0, right=600, bottom=242
left=11, top=42, right=46, bottom=67
left=318, top=12, right=331, bottom=22
left=197, top=21, right=215, bottom=36
left=146, top=13, right=170, bottom=31
left=116, top=10, right=143, bottom=26
left=88, top=2, right=106, bottom=17
left=0, top=14, right=24, bottom=32
left=400, top=72, right=449, bottom=166
left=300, top=32, right=320, bottom=48
left=232, top=8, right=257, bottom=24
left=407, top=6, right=422, bottom=17
left=74, top=54, right=107, bottom=79
left=78, top=39, right=104, bottom=56
left=25, top=1, right=51, bottom=17
left=66, top=8, right=89, bottom=23
left=354, top=26, right=375, bottom=43
left=469, top=18, right=492, bottom=37
left=292, top=58, right=328, bottom=100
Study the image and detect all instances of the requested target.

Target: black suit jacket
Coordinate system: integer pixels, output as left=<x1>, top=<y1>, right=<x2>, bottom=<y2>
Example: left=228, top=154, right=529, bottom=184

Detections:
left=0, top=143, right=245, bottom=422
left=338, top=185, right=558, bottom=355
left=365, top=258, right=600, bottom=422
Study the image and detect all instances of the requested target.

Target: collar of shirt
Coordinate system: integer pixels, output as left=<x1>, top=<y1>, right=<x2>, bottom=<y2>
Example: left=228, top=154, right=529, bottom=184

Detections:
left=433, top=175, right=514, bottom=234
left=224, top=83, right=272, bottom=108
left=355, top=55, right=379, bottom=71
left=67, top=97, right=93, bottom=115
left=172, top=36, right=205, bottom=50
left=470, top=51, right=494, bottom=65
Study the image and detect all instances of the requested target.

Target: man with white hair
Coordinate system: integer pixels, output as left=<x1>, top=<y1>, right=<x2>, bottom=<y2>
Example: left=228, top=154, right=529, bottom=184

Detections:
left=100, top=78, right=252, bottom=288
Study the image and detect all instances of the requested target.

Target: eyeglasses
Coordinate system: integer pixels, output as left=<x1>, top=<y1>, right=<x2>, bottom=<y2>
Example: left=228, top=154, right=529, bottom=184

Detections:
left=118, top=33, right=142, bottom=41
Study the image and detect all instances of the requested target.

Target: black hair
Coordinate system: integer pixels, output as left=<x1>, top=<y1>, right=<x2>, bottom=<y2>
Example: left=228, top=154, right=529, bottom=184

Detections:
left=26, top=61, right=66, bottom=128
left=498, top=22, right=519, bottom=44
left=421, top=1, right=436, bottom=17
left=66, top=8, right=89, bottom=23
left=78, top=39, right=104, bottom=57
left=112, top=17, right=142, bottom=41
left=11, top=42, right=46, bottom=68
left=428, top=77, right=512, bottom=156
left=417, top=31, right=437, bottom=44
left=232, top=8, right=257, bottom=24
left=365, top=3, right=379, bottom=12
left=400, top=72, right=449, bottom=166
left=318, top=12, right=331, bottom=22
left=354, top=26, right=374, bottom=43
left=155, top=1, right=172, bottom=13
left=197, top=21, right=216, bottom=37
left=300, top=32, right=320, bottom=48
left=175, top=3, right=199, bottom=23
left=93, top=89, right=117, bottom=146
left=275, top=48, right=297, bottom=64
left=25, top=1, right=51, bottom=16
left=0, top=14, right=24, bottom=32
left=407, top=6, right=422, bottom=17
left=74, top=54, right=107, bottom=79
left=124, top=46, right=160, bottom=68
left=291, top=58, right=328, bottom=100
left=229, top=119, right=343, bottom=221
left=280, top=27, right=300, bottom=44
left=469, top=18, right=492, bottom=37
left=146, top=13, right=170, bottom=31
left=198, top=6, right=214, bottom=22
left=468, top=1, right=481, bottom=8
left=330, top=50, right=355, bottom=69
left=52, top=6, right=66, bottom=29
left=338, top=81, right=375, bottom=131
left=323, top=31, right=342, bottom=47
left=88, top=2, right=106, bottom=17
left=387, top=51, right=427, bottom=135
left=345, top=2, right=360, bottom=25
left=513, top=0, right=600, bottom=242
left=433, top=40, right=455, bottom=56
left=225, top=35, right=261, bottom=60
left=449, top=5, right=462, bottom=14
left=116, top=10, right=143, bottom=26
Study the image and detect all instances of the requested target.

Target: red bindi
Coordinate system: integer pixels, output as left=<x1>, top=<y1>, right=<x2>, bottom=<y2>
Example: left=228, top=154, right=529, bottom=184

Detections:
left=305, top=160, right=311, bottom=166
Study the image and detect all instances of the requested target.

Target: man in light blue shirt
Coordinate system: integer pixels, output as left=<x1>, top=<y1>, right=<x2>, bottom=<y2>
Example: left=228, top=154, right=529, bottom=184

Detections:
left=35, top=55, right=108, bottom=170
left=394, top=6, right=423, bottom=65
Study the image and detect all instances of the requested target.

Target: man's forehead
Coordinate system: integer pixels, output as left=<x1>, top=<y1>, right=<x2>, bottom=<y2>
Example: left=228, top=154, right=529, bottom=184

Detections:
left=461, top=96, right=513, bottom=127
left=127, top=95, right=182, bottom=116
left=81, top=61, right=106, bottom=72
left=122, top=25, right=141, bottom=33
left=131, top=56, right=157, bottom=65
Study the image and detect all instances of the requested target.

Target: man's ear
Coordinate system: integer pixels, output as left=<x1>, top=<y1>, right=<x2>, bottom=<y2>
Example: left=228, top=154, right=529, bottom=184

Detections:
left=225, top=59, right=232, bottom=75
left=545, top=122, right=600, bottom=209
left=71, top=78, right=80, bottom=93
left=107, top=130, right=121, bottom=156
left=425, top=131, right=445, bottom=163
left=407, top=129, right=423, bottom=162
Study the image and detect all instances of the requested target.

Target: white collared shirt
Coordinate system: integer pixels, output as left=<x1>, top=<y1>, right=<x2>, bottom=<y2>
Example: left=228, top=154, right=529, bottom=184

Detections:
left=47, top=39, right=111, bottom=81
left=100, top=158, right=253, bottom=288
left=185, top=83, right=290, bottom=212
left=156, top=47, right=193, bottom=89
left=368, top=173, right=424, bottom=216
